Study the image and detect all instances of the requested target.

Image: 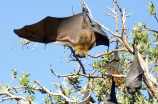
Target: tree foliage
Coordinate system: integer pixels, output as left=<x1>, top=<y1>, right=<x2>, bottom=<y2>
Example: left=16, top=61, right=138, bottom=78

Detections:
left=0, top=0, right=158, bottom=104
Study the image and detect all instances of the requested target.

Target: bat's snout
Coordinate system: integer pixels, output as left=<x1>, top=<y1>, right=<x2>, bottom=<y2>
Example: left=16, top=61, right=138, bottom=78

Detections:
left=76, top=52, right=86, bottom=58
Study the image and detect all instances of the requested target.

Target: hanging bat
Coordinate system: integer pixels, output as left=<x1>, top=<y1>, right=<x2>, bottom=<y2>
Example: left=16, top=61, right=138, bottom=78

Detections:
left=106, top=77, right=118, bottom=104
left=14, top=9, right=109, bottom=58
left=81, top=85, right=95, bottom=104
left=126, top=42, right=144, bottom=94
left=108, top=41, right=123, bottom=87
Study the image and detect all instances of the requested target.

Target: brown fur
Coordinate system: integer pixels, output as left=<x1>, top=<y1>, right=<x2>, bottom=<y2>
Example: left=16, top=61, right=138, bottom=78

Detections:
left=73, top=30, right=95, bottom=56
left=74, top=45, right=90, bottom=55
left=109, top=71, right=123, bottom=87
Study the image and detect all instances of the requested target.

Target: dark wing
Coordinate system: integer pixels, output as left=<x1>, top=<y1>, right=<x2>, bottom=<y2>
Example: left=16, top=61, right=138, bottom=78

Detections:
left=90, top=23, right=109, bottom=49
left=14, top=12, right=109, bottom=49
left=81, top=90, right=95, bottom=104
left=14, top=13, right=85, bottom=47
left=126, top=45, right=144, bottom=89
left=106, top=77, right=118, bottom=104
left=108, top=41, right=122, bottom=74
left=108, top=41, right=123, bottom=87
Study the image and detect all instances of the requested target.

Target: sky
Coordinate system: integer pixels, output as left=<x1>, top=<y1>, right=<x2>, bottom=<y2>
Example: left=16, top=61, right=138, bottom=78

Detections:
left=0, top=0, right=158, bottom=103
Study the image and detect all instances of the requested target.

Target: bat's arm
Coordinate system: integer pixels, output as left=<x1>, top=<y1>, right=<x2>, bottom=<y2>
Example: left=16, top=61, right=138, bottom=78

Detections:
left=58, top=36, right=77, bottom=45
left=91, top=35, right=96, bottom=46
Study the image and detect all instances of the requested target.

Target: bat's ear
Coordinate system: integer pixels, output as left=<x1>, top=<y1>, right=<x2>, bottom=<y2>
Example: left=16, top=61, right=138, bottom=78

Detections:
left=132, top=39, right=138, bottom=54
left=114, top=39, right=119, bottom=60
left=82, top=7, right=88, bottom=13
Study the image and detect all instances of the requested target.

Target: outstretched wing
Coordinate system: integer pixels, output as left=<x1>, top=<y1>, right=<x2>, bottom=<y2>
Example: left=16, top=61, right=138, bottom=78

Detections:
left=14, top=12, right=109, bottom=49
left=14, top=13, right=85, bottom=47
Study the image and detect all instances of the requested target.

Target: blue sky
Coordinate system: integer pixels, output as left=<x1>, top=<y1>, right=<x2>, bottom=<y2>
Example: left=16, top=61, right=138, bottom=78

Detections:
left=0, top=0, right=158, bottom=103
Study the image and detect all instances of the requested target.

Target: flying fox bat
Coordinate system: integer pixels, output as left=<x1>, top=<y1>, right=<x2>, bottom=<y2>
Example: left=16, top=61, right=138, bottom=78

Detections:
left=108, top=41, right=123, bottom=87
left=106, top=77, right=118, bottom=104
left=81, top=85, right=95, bottom=104
left=126, top=41, right=144, bottom=94
left=14, top=9, right=109, bottom=58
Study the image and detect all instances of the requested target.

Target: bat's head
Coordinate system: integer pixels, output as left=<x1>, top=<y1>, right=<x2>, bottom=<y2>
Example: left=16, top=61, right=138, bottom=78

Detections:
left=74, top=45, right=90, bottom=58
left=74, top=30, right=94, bottom=58
left=126, top=87, right=141, bottom=95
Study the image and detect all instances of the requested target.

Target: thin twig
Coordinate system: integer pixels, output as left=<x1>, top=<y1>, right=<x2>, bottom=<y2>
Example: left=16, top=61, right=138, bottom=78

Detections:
left=34, top=80, right=78, bottom=103
left=50, top=67, right=125, bottom=78
left=0, top=92, right=29, bottom=104
left=0, top=81, right=3, bottom=88
left=69, top=47, right=86, bottom=74
left=154, top=13, right=158, bottom=22
left=81, top=1, right=119, bottom=37
left=87, top=48, right=128, bottom=58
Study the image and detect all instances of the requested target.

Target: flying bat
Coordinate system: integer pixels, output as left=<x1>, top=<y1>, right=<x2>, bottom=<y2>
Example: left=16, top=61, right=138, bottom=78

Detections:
left=106, top=77, right=118, bottom=104
left=81, top=85, right=95, bottom=104
left=126, top=42, right=144, bottom=94
left=108, top=41, right=123, bottom=87
left=14, top=9, right=109, bottom=58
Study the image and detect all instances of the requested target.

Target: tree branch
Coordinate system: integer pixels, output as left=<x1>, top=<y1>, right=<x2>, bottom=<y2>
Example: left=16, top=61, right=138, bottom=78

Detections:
left=87, top=48, right=128, bottom=58
left=69, top=47, right=86, bottom=74
left=34, top=80, right=78, bottom=103
left=81, top=1, right=119, bottom=37
left=0, top=92, right=32, bottom=104
left=50, top=67, right=125, bottom=78
left=143, top=76, right=158, bottom=99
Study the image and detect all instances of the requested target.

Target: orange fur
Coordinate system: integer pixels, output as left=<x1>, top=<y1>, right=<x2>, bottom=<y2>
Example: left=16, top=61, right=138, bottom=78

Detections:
left=109, top=71, right=123, bottom=87
left=74, top=45, right=90, bottom=55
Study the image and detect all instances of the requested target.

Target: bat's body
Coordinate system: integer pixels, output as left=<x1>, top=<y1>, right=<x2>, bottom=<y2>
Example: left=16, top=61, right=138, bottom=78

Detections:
left=108, top=41, right=123, bottom=87
left=81, top=90, right=95, bottom=104
left=126, top=43, right=144, bottom=94
left=109, top=70, right=123, bottom=87
left=14, top=11, right=109, bottom=58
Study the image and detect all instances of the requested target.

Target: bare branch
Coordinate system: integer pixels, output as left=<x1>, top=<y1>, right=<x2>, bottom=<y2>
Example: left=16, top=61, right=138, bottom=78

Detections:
left=81, top=1, right=119, bottom=37
left=10, top=38, right=39, bottom=50
left=51, top=67, right=125, bottom=78
left=112, top=0, right=122, bottom=16
left=138, top=54, right=157, bottom=84
left=0, top=97, right=25, bottom=103
left=48, top=94, right=53, bottom=104
left=143, top=76, right=158, bottom=99
left=29, top=43, right=39, bottom=50
left=154, top=13, right=158, bottom=22
left=144, top=27, right=158, bottom=34
left=106, top=4, right=119, bottom=36
left=69, top=47, right=86, bottom=74
left=0, top=92, right=31, bottom=104
left=87, top=48, right=128, bottom=58
left=10, top=38, right=31, bottom=50
left=60, top=49, right=78, bottom=68
left=104, top=13, right=115, bottom=18
left=0, top=81, right=3, bottom=88
left=34, top=80, right=78, bottom=103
